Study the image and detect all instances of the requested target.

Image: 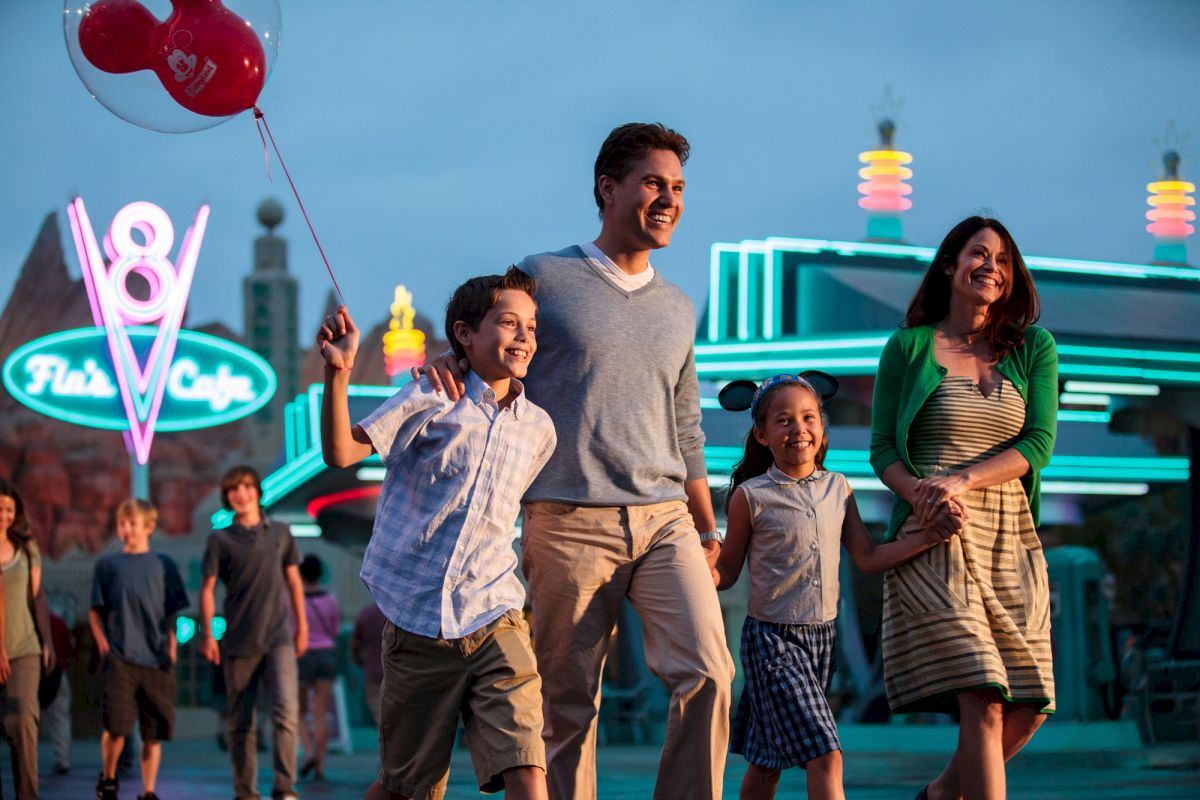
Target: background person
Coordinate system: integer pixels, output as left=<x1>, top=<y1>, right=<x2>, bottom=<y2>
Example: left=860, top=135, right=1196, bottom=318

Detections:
left=41, top=611, right=74, bottom=776
left=351, top=600, right=387, bottom=729
left=0, top=479, right=53, bottom=800
left=870, top=216, right=1057, bottom=800
left=295, top=554, right=339, bottom=782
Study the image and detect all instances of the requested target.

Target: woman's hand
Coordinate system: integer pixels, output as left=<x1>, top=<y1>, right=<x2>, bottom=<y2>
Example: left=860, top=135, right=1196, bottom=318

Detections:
left=913, top=473, right=971, bottom=527
left=923, top=498, right=968, bottom=540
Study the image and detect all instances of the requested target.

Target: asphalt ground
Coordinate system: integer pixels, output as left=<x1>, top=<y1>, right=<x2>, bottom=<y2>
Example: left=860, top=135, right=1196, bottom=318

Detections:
left=29, top=735, right=1200, bottom=799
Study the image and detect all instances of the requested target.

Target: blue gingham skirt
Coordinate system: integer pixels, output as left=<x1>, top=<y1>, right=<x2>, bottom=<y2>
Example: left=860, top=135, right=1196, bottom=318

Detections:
left=731, top=616, right=840, bottom=769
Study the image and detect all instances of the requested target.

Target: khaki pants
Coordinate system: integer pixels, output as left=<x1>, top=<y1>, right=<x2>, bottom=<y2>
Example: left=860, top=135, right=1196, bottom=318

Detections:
left=522, top=500, right=733, bottom=800
left=2, top=655, right=41, bottom=799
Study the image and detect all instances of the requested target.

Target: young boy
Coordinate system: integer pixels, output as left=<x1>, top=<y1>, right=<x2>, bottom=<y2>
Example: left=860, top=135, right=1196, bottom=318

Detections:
left=199, top=466, right=308, bottom=800
left=319, top=266, right=555, bottom=800
left=90, top=499, right=189, bottom=800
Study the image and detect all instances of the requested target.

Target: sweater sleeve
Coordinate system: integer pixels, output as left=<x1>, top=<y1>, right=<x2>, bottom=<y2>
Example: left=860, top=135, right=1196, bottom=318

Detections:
left=1013, top=327, right=1058, bottom=472
left=869, top=331, right=907, bottom=477
left=674, top=345, right=708, bottom=480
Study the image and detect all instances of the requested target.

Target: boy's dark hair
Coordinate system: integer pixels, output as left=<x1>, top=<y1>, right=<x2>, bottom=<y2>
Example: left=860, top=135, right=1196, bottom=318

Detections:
left=300, top=554, right=324, bottom=584
left=116, top=498, right=158, bottom=528
left=444, top=266, right=538, bottom=360
left=219, top=464, right=263, bottom=511
left=593, top=122, right=690, bottom=216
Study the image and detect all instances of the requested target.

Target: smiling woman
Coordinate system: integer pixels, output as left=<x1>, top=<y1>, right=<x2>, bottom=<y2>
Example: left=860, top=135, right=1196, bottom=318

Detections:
left=869, top=216, right=1058, bottom=800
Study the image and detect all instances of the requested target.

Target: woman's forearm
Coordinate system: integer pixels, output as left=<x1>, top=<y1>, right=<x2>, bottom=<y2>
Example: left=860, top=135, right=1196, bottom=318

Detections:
left=960, top=448, right=1031, bottom=491
left=880, top=461, right=921, bottom=505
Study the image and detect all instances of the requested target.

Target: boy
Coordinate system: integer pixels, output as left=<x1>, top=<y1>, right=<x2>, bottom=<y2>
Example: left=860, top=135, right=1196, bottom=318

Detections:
left=319, top=266, right=555, bottom=800
left=199, top=466, right=308, bottom=800
left=90, top=499, right=189, bottom=800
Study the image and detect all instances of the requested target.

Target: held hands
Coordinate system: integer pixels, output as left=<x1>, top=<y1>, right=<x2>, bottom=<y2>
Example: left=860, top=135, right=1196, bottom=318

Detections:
left=317, top=306, right=358, bottom=372
left=913, top=473, right=970, bottom=540
left=701, top=539, right=721, bottom=570
left=412, top=352, right=469, bottom=401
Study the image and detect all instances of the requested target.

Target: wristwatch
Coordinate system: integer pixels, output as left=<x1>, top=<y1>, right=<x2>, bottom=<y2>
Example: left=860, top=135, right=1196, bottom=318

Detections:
left=698, top=530, right=725, bottom=545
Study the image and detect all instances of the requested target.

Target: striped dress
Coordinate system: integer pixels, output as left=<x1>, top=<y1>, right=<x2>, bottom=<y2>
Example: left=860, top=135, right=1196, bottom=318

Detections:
left=881, top=376, right=1055, bottom=714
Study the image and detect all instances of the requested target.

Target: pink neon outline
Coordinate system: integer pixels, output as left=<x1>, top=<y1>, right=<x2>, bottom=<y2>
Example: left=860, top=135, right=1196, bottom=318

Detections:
left=67, top=198, right=209, bottom=464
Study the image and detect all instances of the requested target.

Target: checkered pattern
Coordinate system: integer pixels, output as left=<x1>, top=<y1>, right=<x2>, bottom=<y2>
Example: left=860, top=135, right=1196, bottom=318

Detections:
left=359, top=371, right=556, bottom=639
left=731, top=617, right=840, bottom=769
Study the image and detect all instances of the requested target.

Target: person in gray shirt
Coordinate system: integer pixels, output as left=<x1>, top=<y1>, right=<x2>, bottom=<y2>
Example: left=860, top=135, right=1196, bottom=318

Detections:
left=424, top=123, right=733, bottom=800
left=199, top=465, right=307, bottom=800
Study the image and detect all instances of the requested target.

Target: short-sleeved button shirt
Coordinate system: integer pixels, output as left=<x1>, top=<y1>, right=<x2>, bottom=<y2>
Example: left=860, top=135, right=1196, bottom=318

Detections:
left=91, top=552, right=190, bottom=668
left=201, top=519, right=299, bottom=657
left=740, top=467, right=849, bottom=624
left=358, top=371, right=556, bottom=639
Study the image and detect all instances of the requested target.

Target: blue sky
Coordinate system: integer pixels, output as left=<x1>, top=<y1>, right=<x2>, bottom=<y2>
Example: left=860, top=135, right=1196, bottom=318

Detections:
left=2, top=1, right=1198, bottom=342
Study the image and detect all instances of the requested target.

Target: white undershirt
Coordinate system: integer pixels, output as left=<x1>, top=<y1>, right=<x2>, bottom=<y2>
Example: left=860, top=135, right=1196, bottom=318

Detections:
left=580, top=241, right=655, bottom=292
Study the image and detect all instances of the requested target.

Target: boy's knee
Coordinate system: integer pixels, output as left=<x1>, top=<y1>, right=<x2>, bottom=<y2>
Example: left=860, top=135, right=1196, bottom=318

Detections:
left=746, top=763, right=781, bottom=784
left=807, top=749, right=842, bottom=773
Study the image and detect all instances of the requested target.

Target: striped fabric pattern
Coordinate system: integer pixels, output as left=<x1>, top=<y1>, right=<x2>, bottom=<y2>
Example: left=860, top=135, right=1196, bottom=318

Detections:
left=731, top=617, right=840, bottom=769
left=882, top=377, right=1055, bottom=714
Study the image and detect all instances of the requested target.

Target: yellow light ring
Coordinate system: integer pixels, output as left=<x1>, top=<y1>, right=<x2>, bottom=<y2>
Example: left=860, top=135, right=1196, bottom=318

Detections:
left=858, top=150, right=913, bottom=164
left=859, top=164, right=914, bottom=180
left=1147, top=180, right=1196, bottom=193
left=1147, top=194, right=1195, bottom=207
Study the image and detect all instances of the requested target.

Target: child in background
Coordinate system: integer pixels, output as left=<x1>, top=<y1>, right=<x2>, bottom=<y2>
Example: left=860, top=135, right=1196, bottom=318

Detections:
left=295, top=554, right=339, bottom=782
left=713, top=375, right=952, bottom=800
left=318, top=266, right=555, bottom=800
left=90, top=499, right=189, bottom=800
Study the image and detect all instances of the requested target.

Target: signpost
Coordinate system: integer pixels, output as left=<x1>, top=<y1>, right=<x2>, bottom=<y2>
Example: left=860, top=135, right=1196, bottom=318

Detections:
left=2, top=198, right=276, bottom=498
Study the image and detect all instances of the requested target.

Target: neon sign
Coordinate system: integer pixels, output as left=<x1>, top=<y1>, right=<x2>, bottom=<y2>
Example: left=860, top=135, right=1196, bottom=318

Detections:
left=383, top=285, right=426, bottom=381
left=3, top=327, right=275, bottom=433
left=1, top=198, right=277, bottom=463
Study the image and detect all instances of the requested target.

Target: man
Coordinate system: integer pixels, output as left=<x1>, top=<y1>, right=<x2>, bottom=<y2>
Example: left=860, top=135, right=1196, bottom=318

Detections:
left=425, top=123, right=733, bottom=800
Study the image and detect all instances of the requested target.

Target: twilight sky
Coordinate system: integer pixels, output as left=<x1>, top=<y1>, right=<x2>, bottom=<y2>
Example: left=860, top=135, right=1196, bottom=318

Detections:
left=2, top=1, right=1198, bottom=343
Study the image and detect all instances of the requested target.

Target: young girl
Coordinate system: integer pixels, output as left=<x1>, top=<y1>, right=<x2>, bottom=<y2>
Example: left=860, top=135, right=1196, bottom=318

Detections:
left=713, top=375, right=952, bottom=800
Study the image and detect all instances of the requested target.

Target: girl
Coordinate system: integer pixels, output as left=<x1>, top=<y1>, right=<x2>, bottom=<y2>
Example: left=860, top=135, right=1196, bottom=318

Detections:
left=714, top=375, right=952, bottom=800
left=0, top=479, right=53, bottom=800
left=296, top=554, right=340, bottom=782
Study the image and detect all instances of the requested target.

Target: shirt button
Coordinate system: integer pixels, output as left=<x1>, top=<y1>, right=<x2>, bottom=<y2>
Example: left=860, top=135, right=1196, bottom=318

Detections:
left=806, top=510, right=814, bottom=518
left=813, top=579, right=820, bottom=586
left=810, top=543, right=818, bottom=551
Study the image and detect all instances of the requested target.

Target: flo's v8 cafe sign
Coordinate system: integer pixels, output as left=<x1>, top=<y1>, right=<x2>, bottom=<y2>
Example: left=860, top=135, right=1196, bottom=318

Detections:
left=1, top=198, right=276, bottom=463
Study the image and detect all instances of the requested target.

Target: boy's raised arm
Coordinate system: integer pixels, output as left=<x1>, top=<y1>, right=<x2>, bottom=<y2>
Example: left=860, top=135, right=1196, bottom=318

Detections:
left=318, top=307, right=375, bottom=467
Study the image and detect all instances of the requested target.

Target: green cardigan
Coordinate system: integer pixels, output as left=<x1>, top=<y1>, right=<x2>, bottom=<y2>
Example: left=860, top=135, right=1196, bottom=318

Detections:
left=869, top=324, right=1058, bottom=541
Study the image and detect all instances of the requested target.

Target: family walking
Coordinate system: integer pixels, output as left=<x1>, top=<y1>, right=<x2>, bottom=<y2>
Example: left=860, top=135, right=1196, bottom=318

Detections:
left=303, top=121, right=1055, bottom=800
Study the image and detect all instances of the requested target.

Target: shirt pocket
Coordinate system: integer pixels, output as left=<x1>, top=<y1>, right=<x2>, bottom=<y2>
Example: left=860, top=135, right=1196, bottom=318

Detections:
left=888, top=519, right=970, bottom=616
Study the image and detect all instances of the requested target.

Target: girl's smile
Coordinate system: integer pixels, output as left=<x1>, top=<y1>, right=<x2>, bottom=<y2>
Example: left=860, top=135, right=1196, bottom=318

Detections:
left=754, top=385, right=825, bottom=480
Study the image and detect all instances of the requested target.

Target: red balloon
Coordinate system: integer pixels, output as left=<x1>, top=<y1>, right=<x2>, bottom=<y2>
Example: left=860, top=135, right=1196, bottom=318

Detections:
left=78, top=0, right=266, bottom=118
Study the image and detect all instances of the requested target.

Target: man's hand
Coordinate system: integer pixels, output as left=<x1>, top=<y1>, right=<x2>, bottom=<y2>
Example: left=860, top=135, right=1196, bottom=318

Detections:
left=200, top=637, right=220, bottom=666
left=412, top=351, right=468, bottom=401
left=317, top=306, right=359, bottom=371
left=701, top=539, right=721, bottom=570
left=0, top=649, right=10, bottom=683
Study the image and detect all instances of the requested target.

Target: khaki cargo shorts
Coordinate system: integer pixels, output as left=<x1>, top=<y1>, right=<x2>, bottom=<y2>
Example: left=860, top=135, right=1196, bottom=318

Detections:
left=378, top=609, right=546, bottom=799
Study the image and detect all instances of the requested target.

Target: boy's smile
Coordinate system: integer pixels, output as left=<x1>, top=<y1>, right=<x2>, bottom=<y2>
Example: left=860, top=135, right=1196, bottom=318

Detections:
left=456, top=289, right=538, bottom=389
left=117, top=514, right=154, bottom=553
left=600, top=148, right=685, bottom=255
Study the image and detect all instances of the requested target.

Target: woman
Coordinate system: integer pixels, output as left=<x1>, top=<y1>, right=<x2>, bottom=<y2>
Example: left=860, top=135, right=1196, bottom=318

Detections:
left=869, top=216, right=1057, bottom=800
left=295, top=554, right=339, bottom=781
left=0, top=479, right=54, bottom=799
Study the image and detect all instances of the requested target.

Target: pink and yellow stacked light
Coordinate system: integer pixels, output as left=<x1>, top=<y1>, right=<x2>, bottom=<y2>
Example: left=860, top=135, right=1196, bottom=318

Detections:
left=383, top=285, right=426, bottom=379
left=857, top=149, right=913, bottom=213
left=1146, top=178, right=1195, bottom=239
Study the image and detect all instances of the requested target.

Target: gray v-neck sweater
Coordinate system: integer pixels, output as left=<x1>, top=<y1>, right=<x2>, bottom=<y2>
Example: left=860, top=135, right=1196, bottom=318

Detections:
left=518, top=245, right=707, bottom=506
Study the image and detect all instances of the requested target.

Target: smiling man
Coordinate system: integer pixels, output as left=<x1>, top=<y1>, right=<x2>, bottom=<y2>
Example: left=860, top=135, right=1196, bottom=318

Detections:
left=425, top=123, right=734, bottom=800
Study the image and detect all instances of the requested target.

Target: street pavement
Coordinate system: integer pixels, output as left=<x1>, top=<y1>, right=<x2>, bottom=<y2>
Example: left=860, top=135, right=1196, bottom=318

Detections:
left=30, top=735, right=1200, bottom=799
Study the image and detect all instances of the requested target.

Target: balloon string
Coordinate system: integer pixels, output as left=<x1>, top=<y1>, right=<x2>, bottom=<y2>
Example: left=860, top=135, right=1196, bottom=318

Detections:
left=253, top=113, right=273, bottom=182
left=252, top=106, right=346, bottom=309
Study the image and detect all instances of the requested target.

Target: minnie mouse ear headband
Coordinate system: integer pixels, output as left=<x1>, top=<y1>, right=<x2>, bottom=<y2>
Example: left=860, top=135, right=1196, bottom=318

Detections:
left=717, top=371, right=839, bottom=414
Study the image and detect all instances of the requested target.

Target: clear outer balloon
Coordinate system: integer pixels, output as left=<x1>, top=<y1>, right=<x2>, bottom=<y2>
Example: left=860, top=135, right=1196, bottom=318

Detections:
left=64, top=0, right=281, bottom=133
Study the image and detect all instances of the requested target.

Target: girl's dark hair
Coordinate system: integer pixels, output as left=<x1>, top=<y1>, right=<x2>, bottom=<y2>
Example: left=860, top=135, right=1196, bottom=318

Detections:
left=300, top=554, right=324, bottom=584
left=726, top=381, right=828, bottom=511
left=0, top=479, right=33, bottom=550
left=904, top=215, right=1040, bottom=361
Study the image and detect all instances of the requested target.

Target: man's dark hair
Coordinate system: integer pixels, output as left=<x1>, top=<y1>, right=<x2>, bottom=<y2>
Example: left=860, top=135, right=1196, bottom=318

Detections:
left=219, top=464, right=263, bottom=511
left=593, top=123, right=690, bottom=216
left=444, top=266, right=538, bottom=359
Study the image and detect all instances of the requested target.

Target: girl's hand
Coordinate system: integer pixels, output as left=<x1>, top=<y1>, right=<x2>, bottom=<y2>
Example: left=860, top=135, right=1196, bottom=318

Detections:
left=316, top=307, right=358, bottom=371
left=913, top=474, right=971, bottom=526
left=919, top=497, right=968, bottom=540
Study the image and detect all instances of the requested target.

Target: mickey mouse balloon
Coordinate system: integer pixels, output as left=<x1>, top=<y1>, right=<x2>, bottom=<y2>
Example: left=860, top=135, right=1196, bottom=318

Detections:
left=64, top=0, right=281, bottom=133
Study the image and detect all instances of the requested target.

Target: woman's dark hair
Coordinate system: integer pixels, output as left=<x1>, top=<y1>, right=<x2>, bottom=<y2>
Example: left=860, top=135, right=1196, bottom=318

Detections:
left=726, top=381, right=828, bottom=511
left=905, top=216, right=1040, bottom=361
left=300, top=554, right=324, bottom=584
left=0, top=479, right=33, bottom=550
